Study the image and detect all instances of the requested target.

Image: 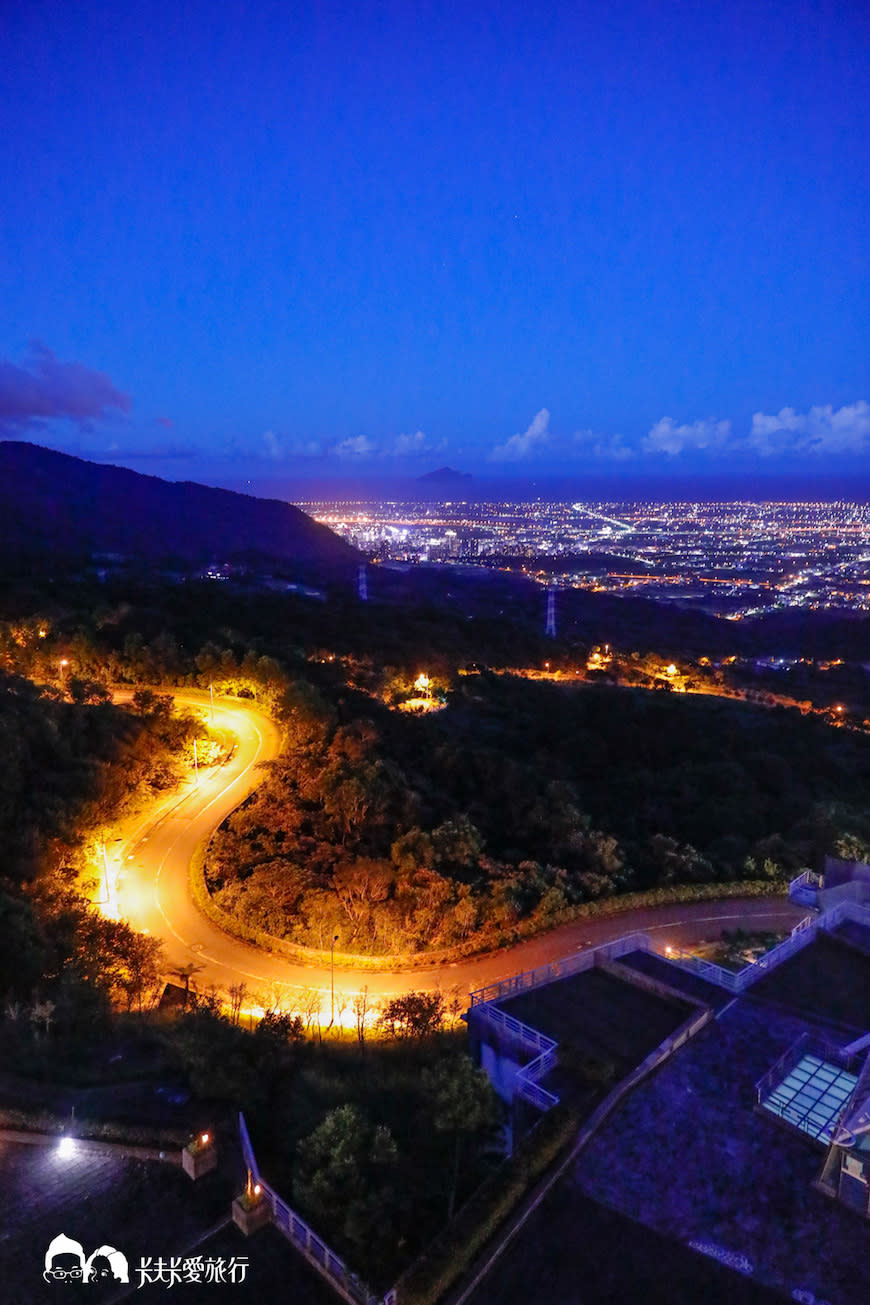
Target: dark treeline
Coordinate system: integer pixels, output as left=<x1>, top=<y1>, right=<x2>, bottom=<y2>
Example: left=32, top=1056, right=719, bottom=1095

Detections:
left=5, top=564, right=870, bottom=684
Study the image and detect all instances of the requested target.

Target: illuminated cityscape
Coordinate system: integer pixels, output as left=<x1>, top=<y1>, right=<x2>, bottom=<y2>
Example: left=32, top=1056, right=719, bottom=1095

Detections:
left=305, top=499, right=870, bottom=619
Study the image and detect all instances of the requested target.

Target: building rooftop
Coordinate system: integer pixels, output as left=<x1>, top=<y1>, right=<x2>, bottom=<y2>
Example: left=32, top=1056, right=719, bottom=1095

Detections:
left=760, top=1051, right=858, bottom=1144
left=747, top=932, right=870, bottom=1034
left=0, top=1138, right=335, bottom=1305
left=495, top=964, right=695, bottom=1079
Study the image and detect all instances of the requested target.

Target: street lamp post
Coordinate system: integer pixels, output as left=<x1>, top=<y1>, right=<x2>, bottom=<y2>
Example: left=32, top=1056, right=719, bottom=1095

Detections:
left=330, top=934, right=339, bottom=1027
left=193, top=737, right=199, bottom=783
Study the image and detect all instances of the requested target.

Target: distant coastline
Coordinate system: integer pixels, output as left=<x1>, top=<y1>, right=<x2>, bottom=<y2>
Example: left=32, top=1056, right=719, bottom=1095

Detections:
left=284, top=473, right=870, bottom=506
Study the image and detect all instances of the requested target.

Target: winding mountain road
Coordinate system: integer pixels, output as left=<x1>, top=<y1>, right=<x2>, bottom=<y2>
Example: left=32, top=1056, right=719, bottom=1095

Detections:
left=110, top=691, right=808, bottom=1011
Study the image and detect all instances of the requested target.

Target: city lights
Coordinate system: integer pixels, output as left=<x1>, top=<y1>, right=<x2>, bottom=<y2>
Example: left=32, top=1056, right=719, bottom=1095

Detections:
left=303, top=498, right=870, bottom=619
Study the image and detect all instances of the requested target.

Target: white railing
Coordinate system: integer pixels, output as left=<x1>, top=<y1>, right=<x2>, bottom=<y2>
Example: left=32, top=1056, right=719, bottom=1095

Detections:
left=472, top=1004, right=557, bottom=1056
left=676, top=898, right=870, bottom=994
left=817, top=897, right=870, bottom=937
left=817, top=878, right=870, bottom=910
left=470, top=933, right=656, bottom=1115
left=789, top=868, right=822, bottom=896
left=474, top=901, right=870, bottom=1014
left=677, top=956, right=742, bottom=992
left=238, top=1113, right=387, bottom=1305
left=743, top=919, right=817, bottom=974
left=516, top=1046, right=560, bottom=1110
left=471, top=902, right=870, bottom=1116
left=469, top=1004, right=562, bottom=1109
left=469, top=932, right=652, bottom=1007
left=515, top=1076, right=560, bottom=1111
left=677, top=915, right=817, bottom=992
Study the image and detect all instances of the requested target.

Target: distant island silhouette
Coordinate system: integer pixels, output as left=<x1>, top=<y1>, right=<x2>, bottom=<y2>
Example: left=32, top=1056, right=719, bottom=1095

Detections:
left=416, top=466, right=472, bottom=484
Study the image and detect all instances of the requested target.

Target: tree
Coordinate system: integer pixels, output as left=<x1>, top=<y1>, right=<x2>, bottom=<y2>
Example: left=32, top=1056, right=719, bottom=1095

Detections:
left=335, top=989, right=350, bottom=1037
left=68, top=677, right=112, bottom=705
left=352, top=987, right=371, bottom=1047
left=172, top=962, right=203, bottom=1007
left=115, top=930, right=164, bottom=1011
left=295, top=1105, right=399, bottom=1259
left=378, top=991, right=445, bottom=1041
left=169, top=1008, right=260, bottom=1102
left=0, top=891, right=46, bottom=999
left=299, top=986, right=323, bottom=1038
left=422, top=1055, right=498, bottom=1219
left=227, top=982, right=248, bottom=1025
left=30, top=999, right=56, bottom=1036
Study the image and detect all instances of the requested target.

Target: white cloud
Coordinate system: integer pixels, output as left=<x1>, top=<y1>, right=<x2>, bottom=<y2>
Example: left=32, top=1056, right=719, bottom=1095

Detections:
left=490, top=408, right=550, bottom=461
left=574, top=428, right=634, bottom=461
left=263, top=431, right=324, bottom=459
left=750, top=401, right=870, bottom=455
left=335, top=435, right=378, bottom=457
left=263, top=429, right=283, bottom=460
left=289, top=439, right=322, bottom=458
left=391, top=429, right=447, bottom=457
left=643, top=416, right=732, bottom=456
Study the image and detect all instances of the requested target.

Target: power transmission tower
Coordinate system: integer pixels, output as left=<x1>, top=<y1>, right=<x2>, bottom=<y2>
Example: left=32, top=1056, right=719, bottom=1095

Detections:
left=358, top=564, right=368, bottom=602
left=545, top=587, right=557, bottom=638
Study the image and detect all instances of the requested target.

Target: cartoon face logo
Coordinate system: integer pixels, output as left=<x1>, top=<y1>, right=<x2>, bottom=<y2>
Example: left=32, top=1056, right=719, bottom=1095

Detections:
left=84, top=1246, right=129, bottom=1283
left=43, top=1236, right=129, bottom=1285
left=43, top=1234, right=85, bottom=1283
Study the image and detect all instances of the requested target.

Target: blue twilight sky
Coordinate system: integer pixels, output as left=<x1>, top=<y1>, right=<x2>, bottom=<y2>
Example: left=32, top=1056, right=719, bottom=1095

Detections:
left=1, top=0, right=868, bottom=496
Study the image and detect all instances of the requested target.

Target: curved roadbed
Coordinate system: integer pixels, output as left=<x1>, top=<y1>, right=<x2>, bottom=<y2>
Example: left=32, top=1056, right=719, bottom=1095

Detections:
left=111, top=690, right=809, bottom=1004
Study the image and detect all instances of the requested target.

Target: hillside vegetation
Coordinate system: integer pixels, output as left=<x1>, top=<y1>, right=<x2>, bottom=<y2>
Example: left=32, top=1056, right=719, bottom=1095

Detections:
left=206, top=672, right=870, bottom=955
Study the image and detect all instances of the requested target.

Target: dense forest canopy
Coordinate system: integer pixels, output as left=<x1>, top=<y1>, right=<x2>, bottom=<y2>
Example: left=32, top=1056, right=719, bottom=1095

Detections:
left=2, top=572, right=869, bottom=963
left=206, top=672, right=870, bottom=955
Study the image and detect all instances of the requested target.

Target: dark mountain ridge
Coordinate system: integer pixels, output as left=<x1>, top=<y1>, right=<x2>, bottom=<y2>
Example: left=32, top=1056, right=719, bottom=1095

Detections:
left=0, top=442, right=358, bottom=571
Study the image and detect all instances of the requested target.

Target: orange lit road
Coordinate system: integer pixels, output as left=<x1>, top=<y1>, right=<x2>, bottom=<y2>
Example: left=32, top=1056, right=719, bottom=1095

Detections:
left=110, top=691, right=809, bottom=1011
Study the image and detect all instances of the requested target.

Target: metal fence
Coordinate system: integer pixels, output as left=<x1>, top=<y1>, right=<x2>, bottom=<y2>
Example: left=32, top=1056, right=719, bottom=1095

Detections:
left=238, top=1113, right=395, bottom=1305
left=469, top=931, right=652, bottom=1007
left=469, top=932, right=654, bottom=1115
left=469, top=1003, right=561, bottom=1108
left=675, top=898, right=870, bottom=995
left=469, top=902, right=870, bottom=1120
left=788, top=868, right=823, bottom=905
left=516, top=1046, right=560, bottom=1110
